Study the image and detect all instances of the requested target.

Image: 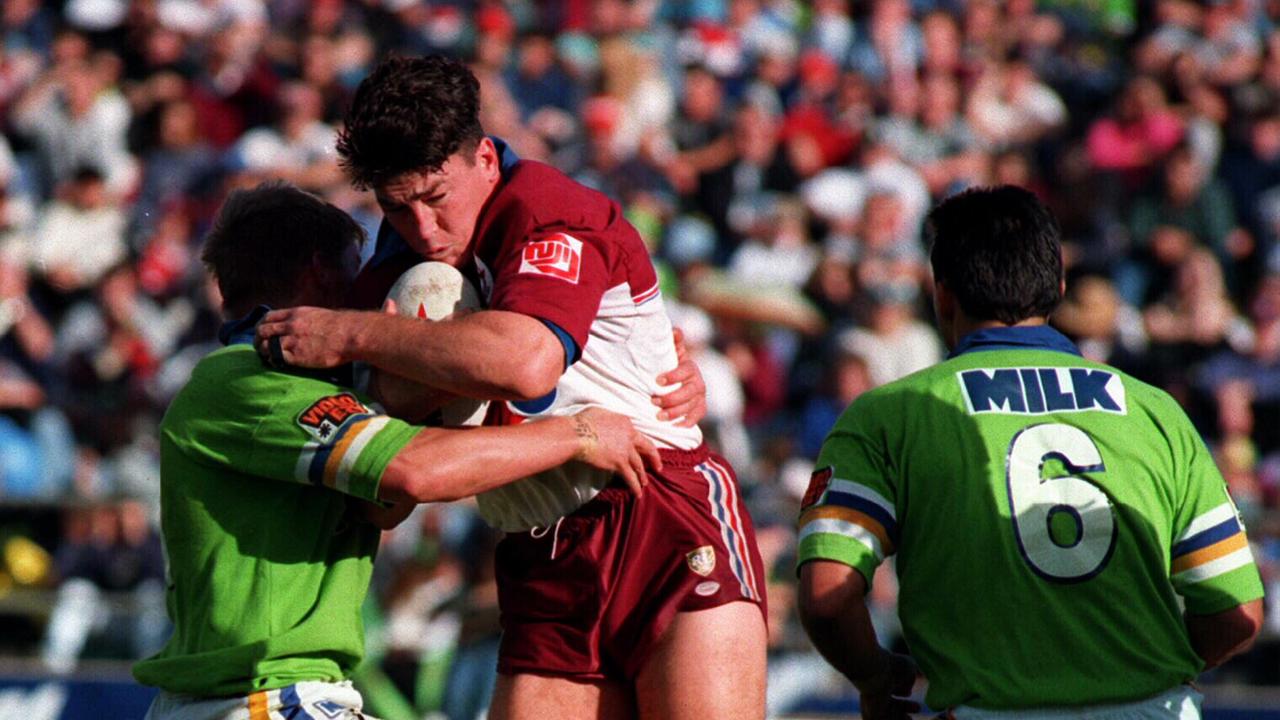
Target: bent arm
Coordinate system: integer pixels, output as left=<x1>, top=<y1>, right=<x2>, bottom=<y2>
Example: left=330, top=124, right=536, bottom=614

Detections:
left=258, top=306, right=565, bottom=401
left=353, top=309, right=563, bottom=400
left=1186, top=598, right=1265, bottom=670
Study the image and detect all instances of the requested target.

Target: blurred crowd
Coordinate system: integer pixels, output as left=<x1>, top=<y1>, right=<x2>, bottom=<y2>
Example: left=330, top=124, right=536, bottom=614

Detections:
left=2, top=0, right=1280, bottom=717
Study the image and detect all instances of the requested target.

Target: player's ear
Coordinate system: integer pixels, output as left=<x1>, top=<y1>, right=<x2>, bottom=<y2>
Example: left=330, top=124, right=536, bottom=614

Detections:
left=931, top=279, right=953, bottom=317
left=474, top=137, right=500, bottom=180
left=304, top=251, right=346, bottom=307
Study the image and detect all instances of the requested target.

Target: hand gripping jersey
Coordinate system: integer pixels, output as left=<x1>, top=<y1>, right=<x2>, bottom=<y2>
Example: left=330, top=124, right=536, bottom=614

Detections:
left=797, top=326, right=1264, bottom=711
left=352, top=154, right=701, bottom=531
left=132, top=344, right=418, bottom=696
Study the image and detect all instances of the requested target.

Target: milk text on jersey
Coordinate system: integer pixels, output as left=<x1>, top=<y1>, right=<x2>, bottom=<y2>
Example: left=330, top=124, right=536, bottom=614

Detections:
left=958, top=367, right=1128, bottom=416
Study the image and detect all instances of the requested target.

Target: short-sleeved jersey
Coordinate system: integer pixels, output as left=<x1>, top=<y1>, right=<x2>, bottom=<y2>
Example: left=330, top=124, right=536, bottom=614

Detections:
left=351, top=148, right=701, bottom=531
left=132, top=344, right=419, bottom=697
left=796, top=326, right=1264, bottom=711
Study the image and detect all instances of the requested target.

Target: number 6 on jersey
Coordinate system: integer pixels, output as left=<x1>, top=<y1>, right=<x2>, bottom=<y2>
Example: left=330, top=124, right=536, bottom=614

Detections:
left=1007, top=423, right=1117, bottom=583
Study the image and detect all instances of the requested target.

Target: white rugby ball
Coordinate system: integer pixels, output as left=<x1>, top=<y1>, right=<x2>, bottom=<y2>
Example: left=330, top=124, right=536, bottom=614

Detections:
left=386, top=262, right=489, bottom=427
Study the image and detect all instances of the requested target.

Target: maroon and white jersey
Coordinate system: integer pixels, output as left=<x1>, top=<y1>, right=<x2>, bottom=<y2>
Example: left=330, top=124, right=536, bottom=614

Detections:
left=466, top=161, right=702, bottom=531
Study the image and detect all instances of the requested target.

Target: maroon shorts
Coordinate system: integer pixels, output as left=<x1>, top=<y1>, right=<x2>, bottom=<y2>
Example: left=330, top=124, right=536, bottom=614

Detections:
left=494, top=444, right=767, bottom=681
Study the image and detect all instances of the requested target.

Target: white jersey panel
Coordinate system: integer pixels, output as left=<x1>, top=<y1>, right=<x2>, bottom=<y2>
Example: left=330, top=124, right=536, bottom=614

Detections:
left=476, top=282, right=702, bottom=531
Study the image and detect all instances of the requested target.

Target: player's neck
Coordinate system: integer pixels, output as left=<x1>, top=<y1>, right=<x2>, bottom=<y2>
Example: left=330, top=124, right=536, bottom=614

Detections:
left=949, top=315, right=1049, bottom=348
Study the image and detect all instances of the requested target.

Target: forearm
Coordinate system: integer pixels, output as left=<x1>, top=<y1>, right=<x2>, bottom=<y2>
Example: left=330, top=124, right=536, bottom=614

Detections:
left=802, top=589, right=891, bottom=686
left=381, top=416, right=588, bottom=503
left=798, top=561, right=891, bottom=687
left=349, top=310, right=561, bottom=401
left=1185, top=599, right=1265, bottom=670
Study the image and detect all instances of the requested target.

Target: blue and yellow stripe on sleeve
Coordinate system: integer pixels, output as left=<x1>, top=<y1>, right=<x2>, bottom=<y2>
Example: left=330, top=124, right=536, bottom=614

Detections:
left=293, top=413, right=390, bottom=498
left=1171, top=503, right=1254, bottom=585
left=798, top=479, right=898, bottom=562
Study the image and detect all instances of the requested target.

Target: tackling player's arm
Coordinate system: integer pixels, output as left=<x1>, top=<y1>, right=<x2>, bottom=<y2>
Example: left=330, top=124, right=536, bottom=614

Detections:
left=798, top=560, right=918, bottom=720
left=379, top=406, right=661, bottom=504
left=257, top=308, right=709, bottom=423
left=1185, top=599, right=1265, bottom=670
left=259, top=307, right=562, bottom=401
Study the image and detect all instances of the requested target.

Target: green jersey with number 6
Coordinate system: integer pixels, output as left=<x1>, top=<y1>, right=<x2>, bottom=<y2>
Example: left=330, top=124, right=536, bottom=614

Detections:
left=797, top=326, right=1264, bottom=711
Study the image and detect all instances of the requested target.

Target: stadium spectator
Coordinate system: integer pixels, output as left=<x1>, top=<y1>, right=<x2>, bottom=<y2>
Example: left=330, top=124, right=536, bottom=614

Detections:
left=40, top=499, right=166, bottom=674
left=30, top=167, right=127, bottom=299
left=11, top=51, right=136, bottom=196
left=1126, top=144, right=1248, bottom=304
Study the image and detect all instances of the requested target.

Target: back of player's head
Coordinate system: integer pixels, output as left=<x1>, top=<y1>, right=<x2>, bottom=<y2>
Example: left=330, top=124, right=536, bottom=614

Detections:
left=337, top=54, right=485, bottom=190
left=926, top=185, right=1063, bottom=325
left=202, top=181, right=365, bottom=314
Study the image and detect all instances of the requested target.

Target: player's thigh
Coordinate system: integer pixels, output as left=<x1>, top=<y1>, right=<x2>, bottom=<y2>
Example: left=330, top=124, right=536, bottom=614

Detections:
left=488, top=672, right=635, bottom=720
left=635, top=600, right=766, bottom=720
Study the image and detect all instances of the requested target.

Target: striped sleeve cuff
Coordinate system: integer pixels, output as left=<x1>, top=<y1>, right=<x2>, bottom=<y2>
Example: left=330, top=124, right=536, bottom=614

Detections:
left=294, top=415, right=418, bottom=501
left=1172, top=503, right=1252, bottom=583
left=796, top=478, right=896, bottom=584
left=1172, top=503, right=1265, bottom=612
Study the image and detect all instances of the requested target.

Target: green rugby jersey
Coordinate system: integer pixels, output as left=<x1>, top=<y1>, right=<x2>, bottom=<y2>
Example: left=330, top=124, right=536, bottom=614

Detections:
left=132, top=343, right=418, bottom=696
left=797, top=326, right=1264, bottom=711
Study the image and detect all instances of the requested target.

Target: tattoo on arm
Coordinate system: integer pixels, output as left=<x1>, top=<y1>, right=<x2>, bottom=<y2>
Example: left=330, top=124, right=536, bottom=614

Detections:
left=571, top=414, right=598, bottom=461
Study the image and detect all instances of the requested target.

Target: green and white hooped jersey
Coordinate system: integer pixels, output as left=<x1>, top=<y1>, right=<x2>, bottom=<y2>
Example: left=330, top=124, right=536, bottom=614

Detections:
left=797, top=326, right=1264, bottom=711
left=133, top=343, right=419, bottom=697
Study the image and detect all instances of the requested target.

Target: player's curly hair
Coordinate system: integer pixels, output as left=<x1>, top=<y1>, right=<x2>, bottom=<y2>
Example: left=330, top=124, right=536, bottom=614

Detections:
left=202, top=181, right=365, bottom=315
left=926, top=185, right=1063, bottom=325
left=337, top=54, right=485, bottom=189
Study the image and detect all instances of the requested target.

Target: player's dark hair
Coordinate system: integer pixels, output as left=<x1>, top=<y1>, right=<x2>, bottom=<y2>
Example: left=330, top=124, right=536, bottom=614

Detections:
left=337, top=54, right=485, bottom=189
left=201, top=181, right=365, bottom=315
left=926, top=185, right=1063, bottom=325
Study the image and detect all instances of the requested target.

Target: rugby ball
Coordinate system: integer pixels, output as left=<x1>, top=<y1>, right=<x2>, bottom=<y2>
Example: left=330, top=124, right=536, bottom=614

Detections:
left=386, top=262, right=489, bottom=426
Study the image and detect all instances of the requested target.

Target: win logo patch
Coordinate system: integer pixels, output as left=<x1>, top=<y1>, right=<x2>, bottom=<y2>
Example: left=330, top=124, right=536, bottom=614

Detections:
left=297, top=393, right=372, bottom=442
left=519, top=233, right=582, bottom=283
left=957, top=367, right=1127, bottom=416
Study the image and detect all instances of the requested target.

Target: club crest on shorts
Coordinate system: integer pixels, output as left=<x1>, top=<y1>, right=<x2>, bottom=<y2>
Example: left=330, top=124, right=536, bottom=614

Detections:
left=686, top=545, right=716, bottom=576
left=801, top=466, right=834, bottom=512
left=297, top=393, right=371, bottom=443
left=519, top=233, right=582, bottom=283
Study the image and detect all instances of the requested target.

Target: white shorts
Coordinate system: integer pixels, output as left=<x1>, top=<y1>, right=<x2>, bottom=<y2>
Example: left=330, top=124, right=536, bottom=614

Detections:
left=144, top=680, right=378, bottom=720
left=950, top=684, right=1203, bottom=720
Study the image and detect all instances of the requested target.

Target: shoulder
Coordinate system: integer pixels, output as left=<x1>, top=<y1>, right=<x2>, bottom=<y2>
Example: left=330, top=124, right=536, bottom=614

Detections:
left=494, top=161, right=621, bottom=231
left=833, top=362, right=958, bottom=432
left=166, top=347, right=346, bottom=430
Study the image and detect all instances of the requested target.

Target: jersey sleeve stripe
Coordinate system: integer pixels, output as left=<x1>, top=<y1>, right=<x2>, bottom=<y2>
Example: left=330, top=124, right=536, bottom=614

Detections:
left=827, top=479, right=896, bottom=520
left=1175, top=503, right=1238, bottom=545
left=1172, top=516, right=1242, bottom=558
left=820, top=487, right=898, bottom=542
left=798, top=516, right=887, bottom=561
left=333, top=416, right=390, bottom=494
left=320, top=415, right=378, bottom=489
left=801, top=505, right=895, bottom=555
left=295, top=443, right=319, bottom=484
left=306, top=413, right=377, bottom=487
left=631, top=281, right=660, bottom=304
left=1172, top=545, right=1255, bottom=584
left=1171, top=532, right=1249, bottom=575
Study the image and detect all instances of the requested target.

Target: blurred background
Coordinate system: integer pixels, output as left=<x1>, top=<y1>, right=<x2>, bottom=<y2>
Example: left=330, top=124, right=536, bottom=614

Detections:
left=0, top=0, right=1279, bottom=718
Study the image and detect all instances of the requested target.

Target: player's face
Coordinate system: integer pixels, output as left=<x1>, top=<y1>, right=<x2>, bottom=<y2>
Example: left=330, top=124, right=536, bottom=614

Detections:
left=374, top=139, right=501, bottom=269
